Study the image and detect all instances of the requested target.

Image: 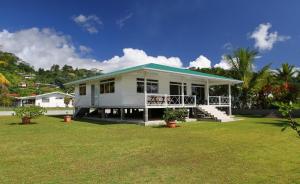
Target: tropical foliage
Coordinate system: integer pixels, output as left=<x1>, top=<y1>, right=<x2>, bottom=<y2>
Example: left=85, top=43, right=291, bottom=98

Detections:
left=273, top=102, right=300, bottom=137
left=14, top=106, right=47, bottom=119
left=192, top=48, right=299, bottom=109
left=0, top=50, right=101, bottom=99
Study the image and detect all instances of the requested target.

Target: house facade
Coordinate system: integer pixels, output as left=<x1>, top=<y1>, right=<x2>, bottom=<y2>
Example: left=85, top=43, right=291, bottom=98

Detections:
left=16, top=92, right=74, bottom=108
left=66, top=63, right=242, bottom=125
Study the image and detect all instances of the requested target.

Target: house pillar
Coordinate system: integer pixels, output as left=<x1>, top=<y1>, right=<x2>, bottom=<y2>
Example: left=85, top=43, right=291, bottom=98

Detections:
left=228, top=84, right=232, bottom=116
left=144, top=108, right=148, bottom=122
left=120, top=108, right=124, bottom=120
left=181, top=78, right=184, bottom=106
left=205, top=80, right=210, bottom=105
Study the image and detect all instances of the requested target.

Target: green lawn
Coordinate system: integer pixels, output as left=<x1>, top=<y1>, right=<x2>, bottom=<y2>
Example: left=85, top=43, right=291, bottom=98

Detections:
left=0, top=107, right=74, bottom=111
left=0, top=116, right=299, bottom=183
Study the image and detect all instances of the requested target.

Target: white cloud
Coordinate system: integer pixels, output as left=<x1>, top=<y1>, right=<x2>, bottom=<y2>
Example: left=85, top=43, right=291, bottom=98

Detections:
left=189, top=55, right=211, bottom=69
left=0, top=28, right=183, bottom=72
left=116, top=13, right=133, bottom=28
left=214, top=55, right=232, bottom=70
left=72, top=14, right=102, bottom=34
left=250, top=23, right=290, bottom=51
left=100, top=48, right=182, bottom=72
left=79, top=45, right=92, bottom=54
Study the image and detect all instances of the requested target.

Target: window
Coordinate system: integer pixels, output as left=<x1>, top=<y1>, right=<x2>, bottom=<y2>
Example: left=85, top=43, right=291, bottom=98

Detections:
left=136, top=78, right=159, bottom=93
left=56, top=97, right=63, bottom=100
left=100, top=78, right=115, bottom=94
left=137, top=78, right=144, bottom=93
left=170, top=82, right=187, bottom=95
left=42, top=97, right=50, bottom=103
left=79, top=83, right=86, bottom=96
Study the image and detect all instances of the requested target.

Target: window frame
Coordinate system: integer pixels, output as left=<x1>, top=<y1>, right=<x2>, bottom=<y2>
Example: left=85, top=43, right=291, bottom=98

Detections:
left=100, top=78, right=115, bottom=94
left=79, top=83, right=86, bottom=96
left=42, top=97, right=50, bottom=103
left=136, top=78, right=159, bottom=94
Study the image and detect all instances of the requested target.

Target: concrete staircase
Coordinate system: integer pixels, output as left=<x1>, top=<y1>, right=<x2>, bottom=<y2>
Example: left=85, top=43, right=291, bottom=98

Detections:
left=197, top=105, right=234, bottom=122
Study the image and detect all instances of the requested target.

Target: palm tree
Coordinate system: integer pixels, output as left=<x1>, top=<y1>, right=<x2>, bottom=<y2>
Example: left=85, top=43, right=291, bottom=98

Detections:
left=225, top=48, right=270, bottom=108
left=275, top=63, right=297, bottom=89
left=0, top=60, right=10, bottom=87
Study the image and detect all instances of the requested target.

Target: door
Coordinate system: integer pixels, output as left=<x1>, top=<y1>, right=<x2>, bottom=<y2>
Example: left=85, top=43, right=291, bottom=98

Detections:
left=91, top=84, right=95, bottom=106
left=169, top=82, right=186, bottom=104
left=191, top=84, right=205, bottom=105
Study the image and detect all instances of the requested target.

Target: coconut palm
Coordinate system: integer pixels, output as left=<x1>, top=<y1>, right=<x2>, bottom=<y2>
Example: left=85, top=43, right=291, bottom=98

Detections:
left=275, top=63, right=297, bottom=89
left=225, top=48, right=270, bottom=108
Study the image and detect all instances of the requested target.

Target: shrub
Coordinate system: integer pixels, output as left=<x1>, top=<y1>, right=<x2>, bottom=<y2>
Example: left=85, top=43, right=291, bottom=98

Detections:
left=64, top=96, right=72, bottom=107
left=273, top=101, right=300, bottom=137
left=163, top=108, right=188, bottom=122
left=14, top=106, right=47, bottom=119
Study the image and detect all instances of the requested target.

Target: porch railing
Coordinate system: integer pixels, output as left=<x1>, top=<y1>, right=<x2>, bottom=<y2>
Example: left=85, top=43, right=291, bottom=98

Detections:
left=146, top=94, right=196, bottom=107
left=209, top=96, right=230, bottom=105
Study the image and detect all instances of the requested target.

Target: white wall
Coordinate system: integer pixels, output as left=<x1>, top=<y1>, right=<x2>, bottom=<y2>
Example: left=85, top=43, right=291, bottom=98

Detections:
left=35, top=93, right=73, bottom=108
left=74, top=70, right=210, bottom=108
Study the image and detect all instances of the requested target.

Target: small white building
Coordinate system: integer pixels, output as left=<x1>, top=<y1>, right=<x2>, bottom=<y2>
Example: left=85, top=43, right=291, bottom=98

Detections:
left=16, top=92, right=74, bottom=108
left=66, top=63, right=242, bottom=125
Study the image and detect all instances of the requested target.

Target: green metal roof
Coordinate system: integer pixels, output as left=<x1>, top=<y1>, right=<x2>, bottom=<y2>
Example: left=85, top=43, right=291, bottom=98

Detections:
left=65, top=63, right=242, bottom=85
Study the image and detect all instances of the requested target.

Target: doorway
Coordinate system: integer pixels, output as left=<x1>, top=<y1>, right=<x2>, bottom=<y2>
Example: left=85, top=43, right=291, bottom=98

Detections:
left=191, top=84, right=205, bottom=105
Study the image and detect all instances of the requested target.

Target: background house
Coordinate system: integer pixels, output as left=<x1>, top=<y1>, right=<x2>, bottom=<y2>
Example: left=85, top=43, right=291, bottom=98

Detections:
left=16, top=92, right=74, bottom=108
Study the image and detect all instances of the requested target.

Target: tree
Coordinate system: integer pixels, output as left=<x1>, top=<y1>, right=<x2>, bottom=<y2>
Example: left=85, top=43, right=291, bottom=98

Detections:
left=0, top=61, right=10, bottom=87
left=275, top=63, right=297, bottom=89
left=225, top=48, right=270, bottom=109
left=274, top=102, right=300, bottom=137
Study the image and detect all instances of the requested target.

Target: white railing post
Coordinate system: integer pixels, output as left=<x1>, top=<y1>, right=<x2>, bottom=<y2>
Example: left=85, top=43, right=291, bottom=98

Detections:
left=219, top=96, right=221, bottom=105
left=194, top=95, right=196, bottom=106
left=164, top=94, right=168, bottom=107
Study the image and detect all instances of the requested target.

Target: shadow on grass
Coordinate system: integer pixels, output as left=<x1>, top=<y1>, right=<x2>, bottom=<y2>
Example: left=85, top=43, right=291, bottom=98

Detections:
left=8, top=122, right=38, bottom=125
left=48, top=115, right=138, bottom=125
left=255, top=120, right=299, bottom=128
left=152, top=125, right=181, bottom=128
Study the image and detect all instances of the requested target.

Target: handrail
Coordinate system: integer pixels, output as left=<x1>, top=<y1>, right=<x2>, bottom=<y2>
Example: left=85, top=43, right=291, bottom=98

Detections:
left=146, top=94, right=196, bottom=107
left=209, top=96, right=229, bottom=105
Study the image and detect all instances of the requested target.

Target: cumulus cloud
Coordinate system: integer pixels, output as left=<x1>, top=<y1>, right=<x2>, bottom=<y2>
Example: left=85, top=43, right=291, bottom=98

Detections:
left=100, top=48, right=182, bottom=72
left=214, top=56, right=232, bottom=70
left=189, top=55, right=211, bottom=69
left=72, top=14, right=102, bottom=34
left=250, top=23, right=290, bottom=51
left=79, top=45, right=92, bottom=54
left=116, top=13, right=133, bottom=28
left=0, top=28, right=183, bottom=72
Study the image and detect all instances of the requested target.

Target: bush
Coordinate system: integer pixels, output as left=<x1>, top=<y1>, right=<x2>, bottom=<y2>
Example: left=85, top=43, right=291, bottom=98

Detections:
left=14, top=106, right=47, bottom=119
left=163, top=108, right=188, bottom=122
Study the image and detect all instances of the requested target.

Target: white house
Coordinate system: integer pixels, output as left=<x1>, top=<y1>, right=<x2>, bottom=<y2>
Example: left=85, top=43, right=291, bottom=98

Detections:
left=16, top=92, right=74, bottom=108
left=66, top=63, right=242, bottom=125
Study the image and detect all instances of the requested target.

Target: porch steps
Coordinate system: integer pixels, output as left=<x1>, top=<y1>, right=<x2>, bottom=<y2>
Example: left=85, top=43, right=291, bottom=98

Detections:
left=197, top=105, right=234, bottom=122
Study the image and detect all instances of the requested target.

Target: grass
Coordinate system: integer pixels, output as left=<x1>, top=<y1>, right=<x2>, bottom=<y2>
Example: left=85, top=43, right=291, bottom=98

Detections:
left=0, top=107, right=74, bottom=111
left=0, top=116, right=299, bottom=183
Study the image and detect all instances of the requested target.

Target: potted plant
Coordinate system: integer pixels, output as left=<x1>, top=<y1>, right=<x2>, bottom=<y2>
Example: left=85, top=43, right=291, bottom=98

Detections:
left=14, top=106, right=47, bottom=124
left=163, top=108, right=178, bottom=128
left=64, top=112, right=72, bottom=123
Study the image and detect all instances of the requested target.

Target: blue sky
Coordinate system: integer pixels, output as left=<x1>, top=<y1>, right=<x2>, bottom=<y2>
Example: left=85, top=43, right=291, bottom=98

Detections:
left=0, top=0, right=299, bottom=72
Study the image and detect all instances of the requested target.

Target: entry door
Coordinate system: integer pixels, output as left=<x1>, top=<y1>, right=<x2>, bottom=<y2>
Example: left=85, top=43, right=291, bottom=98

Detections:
left=192, top=84, right=205, bottom=105
left=91, top=85, right=95, bottom=106
left=169, top=82, right=186, bottom=104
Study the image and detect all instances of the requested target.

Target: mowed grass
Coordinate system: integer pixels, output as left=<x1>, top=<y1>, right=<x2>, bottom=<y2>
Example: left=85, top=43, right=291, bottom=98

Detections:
left=0, top=116, right=299, bottom=184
